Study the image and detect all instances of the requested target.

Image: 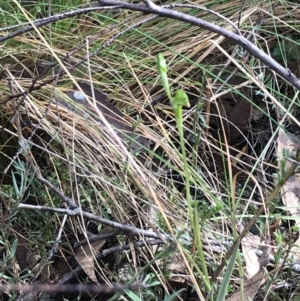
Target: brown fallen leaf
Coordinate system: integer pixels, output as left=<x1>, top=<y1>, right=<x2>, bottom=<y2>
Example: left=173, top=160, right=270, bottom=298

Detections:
left=75, top=226, right=114, bottom=283
left=211, top=72, right=252, bottom=142
left=223, top=92, right=252, bottom=142
left=209, top=84, right=252, bottom=178
left=58, top=82, right=150, bottom=152
left=278, top=129, right=300, bottom=259
left=14, top=225, right=30, bottom=273
left=241, top=232, right=261, bottom=279
left=227, top=234, right=270, bottom=301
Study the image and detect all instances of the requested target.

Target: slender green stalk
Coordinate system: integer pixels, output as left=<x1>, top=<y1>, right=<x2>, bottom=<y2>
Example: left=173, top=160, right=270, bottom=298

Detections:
left=192, top=209, right=211, bottom=291
left=157, top=53, right=211, bottom=293
left=173, top=89, right=193, bottom=219
left=157, top=54, right=192, bottom=218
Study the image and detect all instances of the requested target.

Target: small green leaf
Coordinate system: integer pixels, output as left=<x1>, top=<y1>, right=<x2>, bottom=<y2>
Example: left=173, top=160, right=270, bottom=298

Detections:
left=12, top=172, right=20, bottom=196
left=8, top=239, right=18, bottom=261
left=216, top=242, right=239, bottom=301
left=163, top=288, right=186, bottom=301
left=125, top=290, right=143, bottom=301
left=198, top=114, right=210, bottom=128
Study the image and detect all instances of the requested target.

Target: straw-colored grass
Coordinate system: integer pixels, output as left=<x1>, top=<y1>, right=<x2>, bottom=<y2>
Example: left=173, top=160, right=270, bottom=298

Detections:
left=1, top=0, right=300, bottom=300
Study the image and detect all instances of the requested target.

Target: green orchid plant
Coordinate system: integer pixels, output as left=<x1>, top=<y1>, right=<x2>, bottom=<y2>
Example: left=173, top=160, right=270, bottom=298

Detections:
left=157, top=53, right=212, bottom=294
left=157, top=53, right=192, bottom=217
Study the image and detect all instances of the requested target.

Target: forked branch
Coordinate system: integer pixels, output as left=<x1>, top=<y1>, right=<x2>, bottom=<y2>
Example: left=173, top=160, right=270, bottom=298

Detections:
left=97, top=0, right=300, bottom=90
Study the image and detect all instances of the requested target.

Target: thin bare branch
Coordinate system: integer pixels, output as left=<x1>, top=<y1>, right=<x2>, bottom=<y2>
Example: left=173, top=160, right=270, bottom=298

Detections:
left=0, top=6, right=120, bottom=43
left=0, top=282, right=145, bottom=294
left=18, top=204, right=172, bottom=241
left=97, top=0, right=300, bottom=90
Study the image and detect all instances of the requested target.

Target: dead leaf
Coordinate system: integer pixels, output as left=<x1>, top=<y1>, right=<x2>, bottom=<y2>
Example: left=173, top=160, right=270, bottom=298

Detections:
left=224, top=94, right=252, bottom=142
left=58, top=82, right=150, bottom=152
left=227, top=235, right=270, bottom=301
left=211, top=73, right=253, bottom=142
left=75, top=226, right=113, bottom=283
left=278, top=129, right=300, bottom=259
left=14, top=225, right=30, bottom=273
left=241, top=232, right=261, bottom=279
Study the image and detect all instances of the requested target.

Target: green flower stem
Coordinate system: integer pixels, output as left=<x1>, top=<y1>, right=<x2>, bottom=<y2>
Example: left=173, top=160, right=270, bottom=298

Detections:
left=173, top=90, right=192, bottom=218
left=173, top=90, right=211, bottom=292
left=157, top=53, right=211, bottom=292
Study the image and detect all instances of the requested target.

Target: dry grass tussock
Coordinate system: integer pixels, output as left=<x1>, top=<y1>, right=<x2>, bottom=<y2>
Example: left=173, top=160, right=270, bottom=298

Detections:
left=1, top=0, right=300, bottom=299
